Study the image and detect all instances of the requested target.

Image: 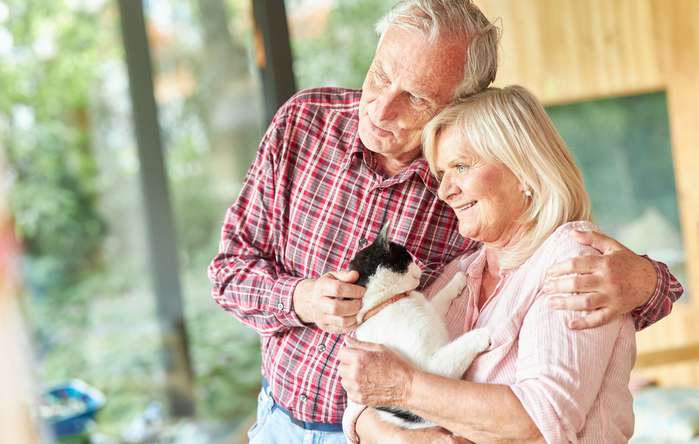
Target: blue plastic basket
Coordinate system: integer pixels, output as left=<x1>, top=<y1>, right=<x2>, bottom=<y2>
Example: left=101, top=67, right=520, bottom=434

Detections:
left=43, top=380, right=106, bottom=438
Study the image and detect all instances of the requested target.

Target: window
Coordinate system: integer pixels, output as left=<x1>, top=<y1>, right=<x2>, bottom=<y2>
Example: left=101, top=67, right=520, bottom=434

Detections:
left=286, top=0, right=395, bottom=90
left=2, top=0, right=267, bottom=440
left=2, top=0, right=170, bottom=437
left=547, top=92, right=689, bottom=298
left=143, top=0, right=265, bottom=427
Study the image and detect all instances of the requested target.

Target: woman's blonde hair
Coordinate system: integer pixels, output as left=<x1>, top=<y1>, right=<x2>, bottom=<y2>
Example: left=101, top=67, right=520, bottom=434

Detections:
left=423, top=85, right=591, bottom=268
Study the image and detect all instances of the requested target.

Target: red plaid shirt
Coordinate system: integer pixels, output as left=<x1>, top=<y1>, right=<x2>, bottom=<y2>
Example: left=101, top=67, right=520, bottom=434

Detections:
left=208, top=87, right=683, bottom=424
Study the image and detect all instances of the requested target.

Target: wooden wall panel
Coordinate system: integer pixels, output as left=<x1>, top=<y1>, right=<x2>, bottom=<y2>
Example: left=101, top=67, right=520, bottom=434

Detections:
left=652, top=0, right=699, bottom=306
left=475, top=0, right=699, bottom=385
left=478, top=0, right=665, bottom=104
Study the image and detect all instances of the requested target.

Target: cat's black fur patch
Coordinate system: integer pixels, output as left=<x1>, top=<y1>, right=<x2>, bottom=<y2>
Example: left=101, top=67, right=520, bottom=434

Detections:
left=349, top=226, right=413, bottom=287
left=376, top=406, right=426, bottom=424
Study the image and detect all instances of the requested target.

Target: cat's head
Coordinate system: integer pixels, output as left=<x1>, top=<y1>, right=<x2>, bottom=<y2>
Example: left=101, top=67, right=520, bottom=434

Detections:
left=349, top=224, right=422, bottom=297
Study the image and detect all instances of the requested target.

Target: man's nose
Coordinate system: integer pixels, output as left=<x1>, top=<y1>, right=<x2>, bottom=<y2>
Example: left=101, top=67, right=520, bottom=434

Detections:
left=371, top=88, right=400, bottom=123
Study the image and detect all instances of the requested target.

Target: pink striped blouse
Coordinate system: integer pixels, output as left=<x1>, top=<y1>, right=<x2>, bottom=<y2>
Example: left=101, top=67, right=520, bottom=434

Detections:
left=343, top=221, right=636, bottom=443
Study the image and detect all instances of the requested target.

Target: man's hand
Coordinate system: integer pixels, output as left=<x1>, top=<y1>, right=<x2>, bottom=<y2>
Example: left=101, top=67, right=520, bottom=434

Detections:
left=543, top=229, right=657, bottom=329
left=292, top=270, right=365, bottom=334
left=339, top=337, right=415, bottom=407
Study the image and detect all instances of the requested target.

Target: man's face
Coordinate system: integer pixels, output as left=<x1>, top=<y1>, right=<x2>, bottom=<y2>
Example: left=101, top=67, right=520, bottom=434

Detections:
left=358, top=26, right=467, bottom=163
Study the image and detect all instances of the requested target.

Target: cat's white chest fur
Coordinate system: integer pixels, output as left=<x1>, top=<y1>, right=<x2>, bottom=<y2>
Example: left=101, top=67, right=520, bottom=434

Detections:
left=356, top=291, right=451, bottom=371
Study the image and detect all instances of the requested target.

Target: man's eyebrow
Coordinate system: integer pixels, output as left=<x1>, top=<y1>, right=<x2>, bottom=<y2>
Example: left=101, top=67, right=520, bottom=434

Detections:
left=409, top=84, right=439, bottom=103
left=373, top=62, right=388, bottom=78
left=374, top=61, right=436, bottom=102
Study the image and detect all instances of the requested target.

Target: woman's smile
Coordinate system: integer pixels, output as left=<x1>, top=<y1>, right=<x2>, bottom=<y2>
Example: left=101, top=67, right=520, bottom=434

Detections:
left=454, top=200, right=477, bottom=214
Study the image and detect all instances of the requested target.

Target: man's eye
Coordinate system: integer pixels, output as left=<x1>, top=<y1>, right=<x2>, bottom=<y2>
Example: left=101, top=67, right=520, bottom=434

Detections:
left=409, top=94, right=427, bottom=107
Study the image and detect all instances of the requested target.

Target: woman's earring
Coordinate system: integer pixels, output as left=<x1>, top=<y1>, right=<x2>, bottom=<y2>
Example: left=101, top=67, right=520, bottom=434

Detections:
left=524, top=189, right=533, bottom=198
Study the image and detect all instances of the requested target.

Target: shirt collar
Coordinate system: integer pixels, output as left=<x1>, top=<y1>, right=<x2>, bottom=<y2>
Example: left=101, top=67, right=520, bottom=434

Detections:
left=460, top=246, right=488, bottom=279
left=399, top=156, right=440, bottom=195
left=340, top=118, right=364, bottom=172
left=459, top=245, right=516, bottom=279
left=344, top=145, right=440, bottom=195
left=340, top=116, right=439, bottom=193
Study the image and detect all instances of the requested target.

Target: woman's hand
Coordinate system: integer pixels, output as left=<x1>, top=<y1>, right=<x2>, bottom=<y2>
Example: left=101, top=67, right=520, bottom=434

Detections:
left=338, top=337, right=416, bottom=407
left=356, top=408, right=473, bottom=444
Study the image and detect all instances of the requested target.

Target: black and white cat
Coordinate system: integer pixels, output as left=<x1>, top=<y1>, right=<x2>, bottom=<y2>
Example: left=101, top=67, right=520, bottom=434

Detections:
left=349, top=225, right=490, bottom=429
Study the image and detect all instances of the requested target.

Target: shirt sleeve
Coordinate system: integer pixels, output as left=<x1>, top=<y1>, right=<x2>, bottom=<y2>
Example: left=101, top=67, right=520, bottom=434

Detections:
left=207, top=101, right=305, bottom=337
left=510, top=295, right=630, bottom=443
left=630, top=256, right=684, bottom=331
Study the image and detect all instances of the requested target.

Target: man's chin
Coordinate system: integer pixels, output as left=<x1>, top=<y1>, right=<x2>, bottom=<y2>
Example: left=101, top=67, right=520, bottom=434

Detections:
left=359, top=127, right=394, bottom=154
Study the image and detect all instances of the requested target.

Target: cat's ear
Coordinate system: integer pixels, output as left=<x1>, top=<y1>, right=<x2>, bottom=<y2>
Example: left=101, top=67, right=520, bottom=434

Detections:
left=378, top=222, right=391, bottom=249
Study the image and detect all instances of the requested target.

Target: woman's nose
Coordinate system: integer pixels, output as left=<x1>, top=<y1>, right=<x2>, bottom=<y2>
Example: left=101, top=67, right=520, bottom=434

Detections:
left=437, top=173, right=460, bottom=204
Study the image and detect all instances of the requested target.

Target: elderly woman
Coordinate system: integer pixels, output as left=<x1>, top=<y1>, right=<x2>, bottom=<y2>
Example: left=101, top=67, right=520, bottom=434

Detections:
left=339, top=85, right=635, bottom=444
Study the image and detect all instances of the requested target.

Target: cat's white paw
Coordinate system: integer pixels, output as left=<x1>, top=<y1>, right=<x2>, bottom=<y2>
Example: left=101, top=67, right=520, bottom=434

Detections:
left=450, top=271, right=468, bottom=293
left=469, top=327, right=491, bottom=353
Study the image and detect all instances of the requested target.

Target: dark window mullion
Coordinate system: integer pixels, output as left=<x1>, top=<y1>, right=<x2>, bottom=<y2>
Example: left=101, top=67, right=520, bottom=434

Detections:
left=117, top=0, right=195, bottom=417
left=253, top=0, right=297, bottom=125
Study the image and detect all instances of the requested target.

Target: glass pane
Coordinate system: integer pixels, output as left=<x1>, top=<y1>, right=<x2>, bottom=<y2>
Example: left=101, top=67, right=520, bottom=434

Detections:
left=4, top=0, right=269, bottom=441
left=1, top=0, right=171, bottom=440
left=547, top=92, right=689, bottom=299
left=286, top=0, right=396, bottom=90
left=143, top=0, right=265, bottom=437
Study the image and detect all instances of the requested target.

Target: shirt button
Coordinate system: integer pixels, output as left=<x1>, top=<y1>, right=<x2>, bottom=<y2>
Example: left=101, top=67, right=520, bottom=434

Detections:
left=318, top=344, right=326, bottom=352
left=359, top=238, right=367, bottom=247
left=300, top=394, right=307, bottom=402
left=277, top=303, right=284, bottom=310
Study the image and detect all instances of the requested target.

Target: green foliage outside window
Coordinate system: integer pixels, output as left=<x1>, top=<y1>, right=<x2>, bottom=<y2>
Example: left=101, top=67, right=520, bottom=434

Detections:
left=2, top=0, right=400, bottom=439
left=287, top=0, right=396, bottom=90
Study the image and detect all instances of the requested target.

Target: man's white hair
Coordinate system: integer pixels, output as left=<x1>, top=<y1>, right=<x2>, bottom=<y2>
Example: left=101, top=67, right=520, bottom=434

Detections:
left=376, top=0, right=500, bottom=98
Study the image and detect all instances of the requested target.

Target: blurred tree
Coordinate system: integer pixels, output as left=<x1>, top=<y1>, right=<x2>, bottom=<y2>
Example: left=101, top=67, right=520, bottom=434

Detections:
left=286, top=0, right=395, bottom=90
left=2, top=0, right=109, bottom=302
left=1, top=0, right=410, bottom=437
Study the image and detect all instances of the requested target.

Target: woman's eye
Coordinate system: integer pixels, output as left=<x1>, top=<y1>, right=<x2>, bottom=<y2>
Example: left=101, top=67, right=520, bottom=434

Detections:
left=456, top=164, right=469, bottom=173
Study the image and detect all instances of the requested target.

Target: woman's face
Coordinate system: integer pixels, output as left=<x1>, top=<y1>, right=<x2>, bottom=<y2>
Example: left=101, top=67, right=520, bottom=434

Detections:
left=434, top=125, right=528, bottom=246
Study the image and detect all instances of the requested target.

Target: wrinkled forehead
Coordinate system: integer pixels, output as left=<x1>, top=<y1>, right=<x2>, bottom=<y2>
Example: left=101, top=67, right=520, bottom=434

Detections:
left=373, top=25, right=467, bottom=103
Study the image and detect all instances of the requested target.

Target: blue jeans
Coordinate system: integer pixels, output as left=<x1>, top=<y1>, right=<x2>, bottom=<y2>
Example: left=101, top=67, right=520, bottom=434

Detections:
left=247, top=383, right=346, bottom=444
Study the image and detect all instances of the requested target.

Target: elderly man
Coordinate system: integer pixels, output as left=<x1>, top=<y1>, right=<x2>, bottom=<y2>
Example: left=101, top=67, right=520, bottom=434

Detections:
left=208, top=1, right=683, bottom=442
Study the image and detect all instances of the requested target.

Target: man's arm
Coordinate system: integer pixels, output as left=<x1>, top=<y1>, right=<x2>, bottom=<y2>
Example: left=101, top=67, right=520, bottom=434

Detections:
left=630, top=258, right=684, bottom=330
left=543, top=229, right=684, bottom=330
left=208, top=101, right=365, bottom=336
left=207, top=105, right=305, bottom=337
